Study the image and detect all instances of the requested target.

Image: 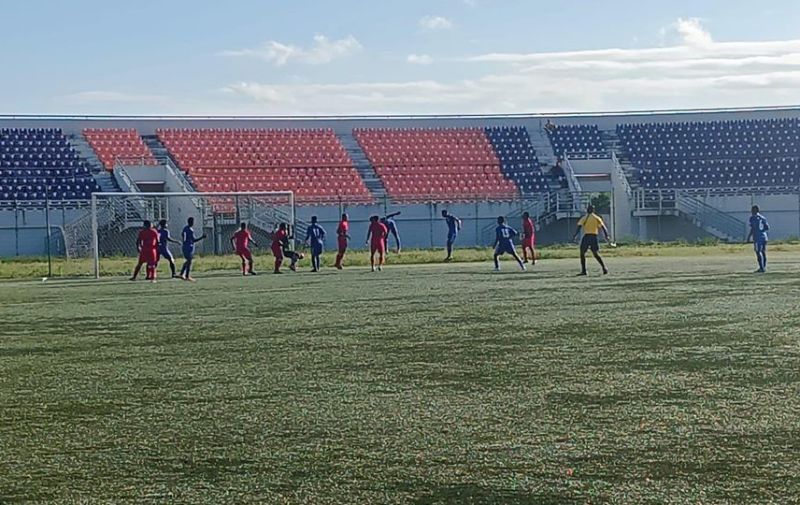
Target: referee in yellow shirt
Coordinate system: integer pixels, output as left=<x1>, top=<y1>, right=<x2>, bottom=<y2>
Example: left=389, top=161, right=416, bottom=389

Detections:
left=572, top=204, right=611, bottom=276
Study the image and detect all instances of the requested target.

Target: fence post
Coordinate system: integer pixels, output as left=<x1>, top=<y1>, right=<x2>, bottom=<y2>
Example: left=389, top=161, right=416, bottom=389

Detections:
left=14, top=200, right=20, bottom=257
left=474, top=200, right=479, bottom=247
left=45, top=193, right=52, bottom=278
left=91, top=195, right=100, bottom=279
left=429, top=201, right=435, bottom=249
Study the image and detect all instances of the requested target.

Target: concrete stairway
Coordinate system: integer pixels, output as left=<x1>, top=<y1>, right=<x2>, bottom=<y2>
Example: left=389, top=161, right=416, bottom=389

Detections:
left=600, top=129, right=640, bottom=189
left=528, top=128, right=556, bottom=166
left=69, top=135, right=120, bottom=193
left=337, top=133, right=387, bottom=201
left=142, top=135, right=197, bottom=189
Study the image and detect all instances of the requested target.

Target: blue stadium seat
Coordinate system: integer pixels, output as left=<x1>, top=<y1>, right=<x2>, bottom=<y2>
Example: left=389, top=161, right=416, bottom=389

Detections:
left=618, top=118, right=800, bottom=189
left=0, top=129, right=100, bottom=201
left=485, top=126, right=551, bottom=193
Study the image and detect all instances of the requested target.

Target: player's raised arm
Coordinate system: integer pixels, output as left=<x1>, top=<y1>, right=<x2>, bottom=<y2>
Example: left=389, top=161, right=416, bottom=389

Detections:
left=385, top=211, right=401, bottom=219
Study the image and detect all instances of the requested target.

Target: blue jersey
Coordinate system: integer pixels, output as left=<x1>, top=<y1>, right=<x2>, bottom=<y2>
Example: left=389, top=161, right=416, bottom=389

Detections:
left=158, top=228, right=171, bottom=249
left=445, top=215, right=459, bottom=235
left=306, top=223, right=326, bottom=245
left=182, top=226, right=196, bottom=247
left=495, top=225, right=518, bottom=245
left=750, top=214, right=769, bottom=242
left=384, top=219, right=398, bottom=235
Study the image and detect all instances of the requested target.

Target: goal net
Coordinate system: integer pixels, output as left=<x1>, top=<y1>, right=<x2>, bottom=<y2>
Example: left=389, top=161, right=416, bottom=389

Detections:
left=63, top=191, right=294, bottom=278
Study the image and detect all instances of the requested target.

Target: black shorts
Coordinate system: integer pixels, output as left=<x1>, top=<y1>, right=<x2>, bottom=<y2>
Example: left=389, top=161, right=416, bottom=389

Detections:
left=580, top=234, right=600, bottom=254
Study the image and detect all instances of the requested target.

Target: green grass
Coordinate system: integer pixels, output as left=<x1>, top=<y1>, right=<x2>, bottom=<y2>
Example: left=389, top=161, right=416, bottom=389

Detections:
left=4, top=241, right=800, bottom=279
left=1, top=252, right=799, bottom=503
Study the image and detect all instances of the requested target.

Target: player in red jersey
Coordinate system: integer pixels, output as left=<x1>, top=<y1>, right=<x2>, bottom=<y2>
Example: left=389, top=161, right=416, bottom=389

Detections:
left=366, top=215, right=388, bottom=272
left=521, top=211, right=537, bottom=265
left=334, top=213, right=351, bottom=270
left=230, top=223, right=258, bottom=276
left=271, top=223, right=288, bottom=273
left=130, top=220, right=160, bottom=282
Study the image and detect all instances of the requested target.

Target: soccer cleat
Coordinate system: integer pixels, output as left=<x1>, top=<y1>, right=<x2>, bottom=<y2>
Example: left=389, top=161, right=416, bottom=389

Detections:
left=443, top=257, right=452, bottom=263
left=172, top=275, right=181, bottom=279
left=273, top=270, right=283, bottom=274
left=378, top=266, right=383, bottom=272
left=289, top=264, right=297, bottom=272
left=371, top=267, right=376, bottom=272
left=523, top=259, right=529, bottom=264
left=311, top=268, right=318, bottom=273
left=576, top=272, right=588, bottom=276
left=336, top=264, right=343, bottom=270
left=494, top=266, right=500, bottom=272
left=250, top=271, right=258, bottom=276
left=602, top=268, right=609, bottom=275
left=520, top=265, right=527, bottom=272
left=184, top=276, right=196, bottom=282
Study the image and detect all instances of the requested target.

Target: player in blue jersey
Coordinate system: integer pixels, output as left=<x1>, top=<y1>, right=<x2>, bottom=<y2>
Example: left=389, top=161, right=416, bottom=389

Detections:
left=178, top=217, right=206, bottom=281
left=746, top=205, right=770, bottom=273
left=441, top=210, right=462, bottom=262
left=381, top=211, right=402, bottom=254
left=493, top=216, right=526, bottom=271
left=304, top=216, right=326, bottom=272
left=157, top=220, right=181, bottom=278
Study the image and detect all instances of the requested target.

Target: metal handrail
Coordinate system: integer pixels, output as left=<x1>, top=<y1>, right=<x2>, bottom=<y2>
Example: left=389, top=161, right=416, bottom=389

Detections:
left=611, top=151, right=633, bottom=197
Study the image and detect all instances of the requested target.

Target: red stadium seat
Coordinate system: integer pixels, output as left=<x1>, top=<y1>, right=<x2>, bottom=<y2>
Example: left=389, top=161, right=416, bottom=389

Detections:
left=83, top=128, right=157, bottom=171
left=354, top=127, right=519, bottom=202
left=157, top=128, right=372, bottom=204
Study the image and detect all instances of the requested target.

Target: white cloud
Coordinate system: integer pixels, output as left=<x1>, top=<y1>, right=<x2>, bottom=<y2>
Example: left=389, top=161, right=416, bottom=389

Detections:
left=675, top=17, right=713, bottom=47
left=218, top=18, right=800, bottom=115
left=419, top=15, right=453, bottom=31
left=62, top=91, right=167, bottom=103
left=407, top=54, right=434, bottom=65
left=221, top=34, right=362, bottom=66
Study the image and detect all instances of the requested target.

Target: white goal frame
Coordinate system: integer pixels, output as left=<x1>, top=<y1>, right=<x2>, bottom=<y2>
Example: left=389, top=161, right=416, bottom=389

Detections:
left=90, top=191, right=295, bottom=279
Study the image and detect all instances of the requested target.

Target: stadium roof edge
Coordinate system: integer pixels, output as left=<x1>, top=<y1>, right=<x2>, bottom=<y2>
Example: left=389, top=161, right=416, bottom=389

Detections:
left=2, top=104, right=800, bottom=121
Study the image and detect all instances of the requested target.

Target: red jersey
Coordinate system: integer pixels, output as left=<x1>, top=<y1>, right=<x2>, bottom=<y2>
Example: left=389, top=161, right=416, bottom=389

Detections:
left=337, top=220, right=349, bottom=238
left=272, top=229, right=287, bottom=249
left=233, top=229, right=252, bottom=251
left=138, top=228, right=159, bottom=251
left=522, top=218, right=535, bottom=238
left=369, top=221, right=388, bottom=243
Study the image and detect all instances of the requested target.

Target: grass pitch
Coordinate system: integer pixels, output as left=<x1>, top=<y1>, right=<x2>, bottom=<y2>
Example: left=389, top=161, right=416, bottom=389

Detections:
left=1, top=252, right=800, bottom=504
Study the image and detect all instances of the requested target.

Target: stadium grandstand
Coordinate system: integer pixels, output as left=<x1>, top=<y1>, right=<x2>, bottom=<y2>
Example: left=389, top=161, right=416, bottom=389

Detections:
left=2, top=106, right=800, bottom=256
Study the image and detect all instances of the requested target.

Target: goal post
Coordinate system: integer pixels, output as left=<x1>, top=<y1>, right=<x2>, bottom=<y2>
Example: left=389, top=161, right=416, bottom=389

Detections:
left=81, top=191, right=294, bottom=278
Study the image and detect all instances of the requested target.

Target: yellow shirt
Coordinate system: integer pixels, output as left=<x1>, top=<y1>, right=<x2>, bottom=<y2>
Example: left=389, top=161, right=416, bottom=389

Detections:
left=578, top=213, right=605, bottom=235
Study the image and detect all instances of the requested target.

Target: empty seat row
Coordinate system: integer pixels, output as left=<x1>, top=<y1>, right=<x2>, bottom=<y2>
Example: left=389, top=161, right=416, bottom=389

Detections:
left=160, top=128, right=369, bottom=202
left=355, top=127, right=524, bottom=202
left=620, top=117, right=800, bottom=189
left=1, top=129, right=100, bottom=202
left=84, top=128, right=158, bottom=170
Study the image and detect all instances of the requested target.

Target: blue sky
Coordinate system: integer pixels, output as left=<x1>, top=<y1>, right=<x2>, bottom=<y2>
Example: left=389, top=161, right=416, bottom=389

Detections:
left=1, top=0, right=799, bottom=115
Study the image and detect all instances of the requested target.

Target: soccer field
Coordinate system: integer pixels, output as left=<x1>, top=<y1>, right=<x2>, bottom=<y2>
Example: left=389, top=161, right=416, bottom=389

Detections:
left=2, top=253, right=799, bottom=504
